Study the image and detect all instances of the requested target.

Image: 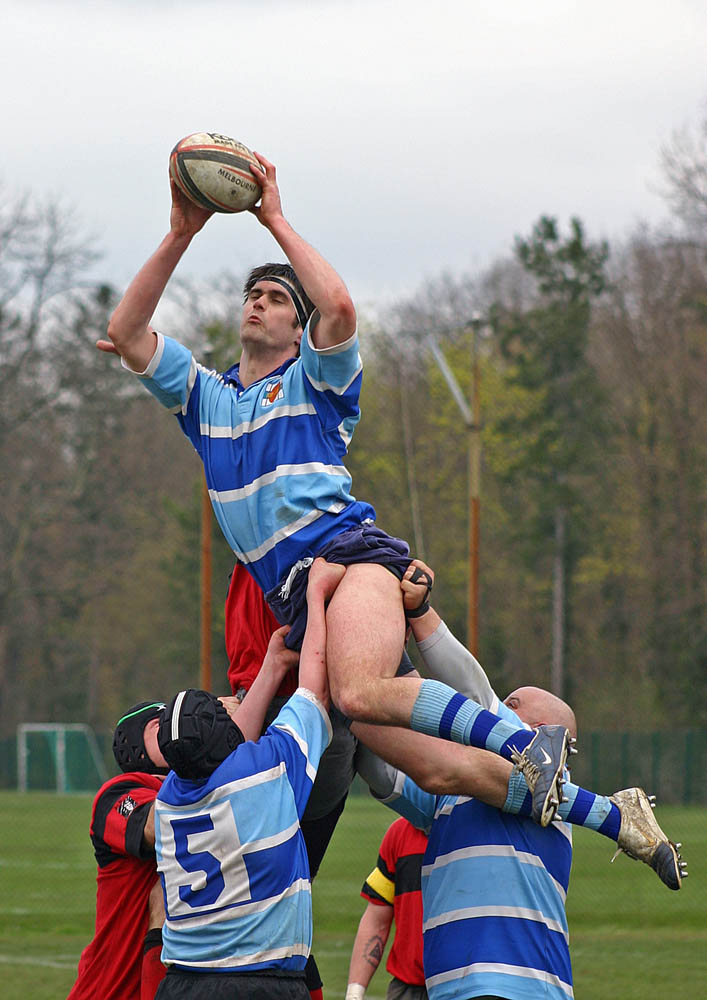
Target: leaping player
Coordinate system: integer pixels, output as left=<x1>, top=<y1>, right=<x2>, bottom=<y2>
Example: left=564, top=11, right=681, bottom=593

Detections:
left=100, top=150, right=573, bottom=825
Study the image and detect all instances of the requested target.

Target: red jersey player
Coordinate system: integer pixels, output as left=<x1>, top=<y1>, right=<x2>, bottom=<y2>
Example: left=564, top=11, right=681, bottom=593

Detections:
left=68, top=701, right=169, bottom=1000
left=347, top=817, right=428, bottom=1000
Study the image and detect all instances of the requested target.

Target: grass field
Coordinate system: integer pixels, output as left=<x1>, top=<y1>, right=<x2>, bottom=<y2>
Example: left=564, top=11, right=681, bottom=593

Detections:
left=1, top=790, right=704, bottom=999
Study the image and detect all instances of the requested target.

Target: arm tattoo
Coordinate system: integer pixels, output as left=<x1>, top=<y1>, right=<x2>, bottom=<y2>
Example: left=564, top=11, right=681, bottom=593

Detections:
left=364, top=934, right=385, bottom=969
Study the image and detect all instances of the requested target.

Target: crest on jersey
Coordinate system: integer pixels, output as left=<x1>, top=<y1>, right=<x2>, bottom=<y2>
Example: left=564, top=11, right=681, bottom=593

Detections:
left=117, top=795, right=137, bottom=819
left=262, top=379, right=284, bottom=406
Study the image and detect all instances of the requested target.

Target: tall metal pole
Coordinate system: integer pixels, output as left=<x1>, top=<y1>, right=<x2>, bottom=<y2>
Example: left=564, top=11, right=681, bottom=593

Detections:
left=426, top=316, right=483, bottom=655
left=468, top=316, right=482, bottom=657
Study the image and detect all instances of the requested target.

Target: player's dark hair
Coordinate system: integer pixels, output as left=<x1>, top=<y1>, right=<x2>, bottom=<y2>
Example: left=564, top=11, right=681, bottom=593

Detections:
left=157, top=689, right=245, bottom=781
left=243, top=263, right=314, bottom=329
left=113, top=702, right=169, bottom=775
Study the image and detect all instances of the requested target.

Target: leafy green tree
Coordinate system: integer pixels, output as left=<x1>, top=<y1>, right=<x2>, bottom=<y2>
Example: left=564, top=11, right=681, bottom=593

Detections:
left=489, top=216, right=610, bottom=703
left=591, top=233, right=707, bottom=725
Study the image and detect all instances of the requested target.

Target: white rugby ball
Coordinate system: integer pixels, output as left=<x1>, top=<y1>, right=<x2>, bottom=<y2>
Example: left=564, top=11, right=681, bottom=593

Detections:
left=169, top=132, right=262, bottom=213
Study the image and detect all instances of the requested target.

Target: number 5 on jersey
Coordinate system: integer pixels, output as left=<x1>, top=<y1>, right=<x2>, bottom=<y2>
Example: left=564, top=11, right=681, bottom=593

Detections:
left=159, top=800, right=249, bottom=916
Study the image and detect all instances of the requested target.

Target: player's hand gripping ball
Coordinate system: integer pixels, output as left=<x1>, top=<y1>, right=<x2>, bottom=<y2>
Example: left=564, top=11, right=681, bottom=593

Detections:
left=169, top=132, right=263, bottom=213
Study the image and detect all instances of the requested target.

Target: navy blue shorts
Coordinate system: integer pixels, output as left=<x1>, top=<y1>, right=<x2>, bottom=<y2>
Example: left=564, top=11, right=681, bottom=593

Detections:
left=156, top=969, right=308, bottom=1000
left=265, top=522, right=411, bottom=651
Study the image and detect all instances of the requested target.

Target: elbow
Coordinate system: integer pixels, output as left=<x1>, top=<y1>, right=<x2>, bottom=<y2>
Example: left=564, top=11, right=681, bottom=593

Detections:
left=340, top=295, right=357, bottom=331
left=408, top=757, right=461, bottom=796
left=106, top=307, right=146, bottom=354
left=332, top=684, right=372, bottom=723
left=327, top=290, right=356, bottom=332
left=106, top=312, right=125, bottom=352
left=413, top=766, right=448, bottom=796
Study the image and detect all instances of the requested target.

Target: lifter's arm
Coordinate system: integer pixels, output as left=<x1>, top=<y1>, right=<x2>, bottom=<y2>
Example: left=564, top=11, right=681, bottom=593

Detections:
left=352, top=721, right=511, bottom=807
left=402, top=561, right=499, bottom=710
left=220, top=625, right=300, bottom=741
left=142, top=801, right=156, bottom=850
left=298, top=559, right=347, bottom=707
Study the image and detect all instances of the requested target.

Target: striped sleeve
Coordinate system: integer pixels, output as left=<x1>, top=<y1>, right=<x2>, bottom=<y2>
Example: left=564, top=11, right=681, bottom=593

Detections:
left=91, top=780, right=157, bottom=867
left=361, top=860, right=395, bottom=907
left=361, top=818, right=408, bottom=907
left=299, top=320, right=363, bottom=434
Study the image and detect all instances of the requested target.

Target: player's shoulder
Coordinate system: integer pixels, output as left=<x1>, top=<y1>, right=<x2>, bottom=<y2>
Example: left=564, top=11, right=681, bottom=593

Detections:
left=90, top=773, right=162, bottom=863
left=92, top=772, right=161, bottom=827
left=384, top=815, right=429, bottom=856
left=94, top=771, right=162, bottom=808
left=383, top=815, right=415, bottom=845
left=385, top=775, right=437, bottom=833
left=265, top=693, right=332, bottom=766
left=276, top=688, right=329, bottom=725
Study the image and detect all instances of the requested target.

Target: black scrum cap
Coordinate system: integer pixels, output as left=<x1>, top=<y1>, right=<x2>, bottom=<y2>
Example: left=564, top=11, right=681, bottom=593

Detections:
left=157, top=689, right=245, bottom=780
left=113, top=701, right=168, bottom=775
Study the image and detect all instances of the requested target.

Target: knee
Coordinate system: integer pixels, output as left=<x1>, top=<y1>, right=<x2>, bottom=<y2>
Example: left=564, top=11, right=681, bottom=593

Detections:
left=331, top=680, right=374, bottom=723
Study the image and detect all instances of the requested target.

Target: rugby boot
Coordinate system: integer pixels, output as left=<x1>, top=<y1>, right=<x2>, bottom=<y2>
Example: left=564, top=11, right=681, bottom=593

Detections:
left=610, top=787, right=687, bottom=890
left=511, top=725, right=575, bottom=827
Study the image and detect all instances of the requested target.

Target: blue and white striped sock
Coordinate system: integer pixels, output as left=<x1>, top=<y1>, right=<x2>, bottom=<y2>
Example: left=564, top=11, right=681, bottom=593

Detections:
left=558, top=782, right=621, bottom=839
left=503, top=769, right=533, bottom=814
left=410, top=679, right=534, bottom=760
left=503, top=771, right=621, bottom=840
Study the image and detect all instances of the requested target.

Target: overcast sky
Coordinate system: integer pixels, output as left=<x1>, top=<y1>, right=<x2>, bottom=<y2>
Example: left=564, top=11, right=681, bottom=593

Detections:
left=4, top=0, right=705, bottom=306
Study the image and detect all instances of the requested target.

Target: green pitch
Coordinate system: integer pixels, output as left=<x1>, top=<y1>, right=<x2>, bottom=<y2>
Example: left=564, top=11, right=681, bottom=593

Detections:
left=1, top=790, right=704, bottom=999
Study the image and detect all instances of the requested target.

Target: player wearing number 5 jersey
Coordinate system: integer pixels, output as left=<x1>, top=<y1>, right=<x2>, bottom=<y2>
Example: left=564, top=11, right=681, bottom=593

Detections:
left=152, top=559, right=338, bottom=1000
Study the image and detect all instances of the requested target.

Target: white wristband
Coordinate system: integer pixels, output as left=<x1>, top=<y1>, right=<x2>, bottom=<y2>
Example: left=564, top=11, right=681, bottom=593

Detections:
left=345, top=985, right=366, bottom=1000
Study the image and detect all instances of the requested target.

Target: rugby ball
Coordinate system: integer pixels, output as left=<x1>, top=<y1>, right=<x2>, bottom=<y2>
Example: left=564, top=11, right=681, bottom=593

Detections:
left=169, top=132, right=262, bottom=213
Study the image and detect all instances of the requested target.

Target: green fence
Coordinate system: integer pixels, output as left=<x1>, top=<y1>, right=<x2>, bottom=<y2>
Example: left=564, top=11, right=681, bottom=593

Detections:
left=568, top=729, right=707, bottom=805
left=1, top=728, right=706, bottom=802
left=0, top=728, right=113, bottom=793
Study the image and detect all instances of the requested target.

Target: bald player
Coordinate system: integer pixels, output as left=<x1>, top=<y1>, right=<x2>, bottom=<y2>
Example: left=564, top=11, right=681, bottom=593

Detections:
left=349, top=561, right=686, bottom=1000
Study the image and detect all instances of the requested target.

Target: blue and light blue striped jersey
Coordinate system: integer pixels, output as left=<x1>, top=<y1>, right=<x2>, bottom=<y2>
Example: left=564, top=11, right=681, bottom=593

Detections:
left=154, top=689, right=332, bottom=973
left=386, top=701, right=574, bottom=1000
left=132, top=321, right=375, bottom=592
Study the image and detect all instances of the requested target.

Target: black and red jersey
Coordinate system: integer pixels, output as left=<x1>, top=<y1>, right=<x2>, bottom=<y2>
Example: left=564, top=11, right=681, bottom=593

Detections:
left=68, top=771, right=164, bottom=1000
left=361, top=817, right=427, bottom=987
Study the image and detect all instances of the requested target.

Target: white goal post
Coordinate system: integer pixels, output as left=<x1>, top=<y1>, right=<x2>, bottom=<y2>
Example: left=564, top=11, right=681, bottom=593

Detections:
left=17, top=723, right=109, bottom=793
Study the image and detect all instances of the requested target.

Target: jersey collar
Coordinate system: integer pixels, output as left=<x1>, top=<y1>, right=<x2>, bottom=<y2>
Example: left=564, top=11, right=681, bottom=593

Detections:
left=220, top=356, right=297, bottom=391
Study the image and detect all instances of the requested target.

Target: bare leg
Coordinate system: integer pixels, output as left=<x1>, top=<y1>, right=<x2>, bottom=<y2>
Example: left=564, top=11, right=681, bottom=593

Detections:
left=325, top=563, right=419, bottom=723
left=324, top=564, right=570, bottom=826
left=325, top=564, right=542, bottom=735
